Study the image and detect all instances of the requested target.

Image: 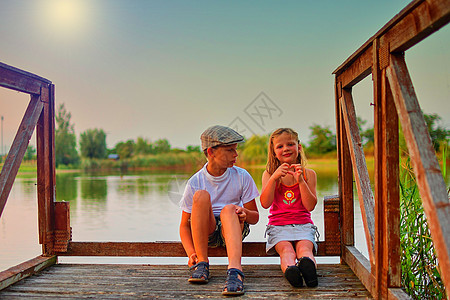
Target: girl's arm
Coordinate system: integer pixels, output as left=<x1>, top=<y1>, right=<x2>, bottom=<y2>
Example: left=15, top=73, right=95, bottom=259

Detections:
left=260, top=163, right=290, bottom=209
left=179, top=211, right=197, bottom=266
left=294, top=167, right=317, bottom=211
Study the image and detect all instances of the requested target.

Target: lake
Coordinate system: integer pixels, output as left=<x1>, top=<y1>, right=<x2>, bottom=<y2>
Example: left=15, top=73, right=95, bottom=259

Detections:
left=0, top=165, right=369, bottom=272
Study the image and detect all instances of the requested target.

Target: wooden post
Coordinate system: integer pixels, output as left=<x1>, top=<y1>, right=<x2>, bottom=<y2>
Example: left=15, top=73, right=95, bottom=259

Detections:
left=373, top=40, right=401, bottom=299
left=335, top=79, right=354, bottom=262
left=37, top=84, right=56, bottom=255
left=324, top=195, right=340, bottom=255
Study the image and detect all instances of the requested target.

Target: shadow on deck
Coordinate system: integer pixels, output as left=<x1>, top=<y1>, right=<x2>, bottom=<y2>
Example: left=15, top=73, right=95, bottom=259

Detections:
left=0, top=263, right=372, bottom=299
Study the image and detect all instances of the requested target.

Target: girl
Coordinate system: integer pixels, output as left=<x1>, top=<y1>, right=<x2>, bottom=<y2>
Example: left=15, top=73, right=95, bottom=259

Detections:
left=260, top=128, right=318, bottom=288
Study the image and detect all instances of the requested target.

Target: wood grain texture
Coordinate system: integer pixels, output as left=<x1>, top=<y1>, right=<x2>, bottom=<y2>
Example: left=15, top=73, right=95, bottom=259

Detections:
left=0, top=264, right=373, bottom=299
left=386, top=53, right=450, bottom=295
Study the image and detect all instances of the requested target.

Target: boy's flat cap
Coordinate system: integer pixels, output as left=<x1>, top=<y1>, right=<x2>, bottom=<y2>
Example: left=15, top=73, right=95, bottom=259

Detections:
left=201, top=125, right=244, bottom=151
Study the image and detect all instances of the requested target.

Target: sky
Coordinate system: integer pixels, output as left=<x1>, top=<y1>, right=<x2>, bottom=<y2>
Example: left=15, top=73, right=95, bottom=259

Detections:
left=0, top=0, right=449, bottom=152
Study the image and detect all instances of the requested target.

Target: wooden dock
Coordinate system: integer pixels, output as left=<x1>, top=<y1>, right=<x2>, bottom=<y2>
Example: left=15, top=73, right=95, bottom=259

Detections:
left=0, top=263, right=372, bottom=299
left=0, top=0, right=449, bottom=298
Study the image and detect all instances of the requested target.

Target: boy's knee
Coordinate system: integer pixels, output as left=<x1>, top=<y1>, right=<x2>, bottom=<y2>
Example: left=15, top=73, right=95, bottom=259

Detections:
left=192, top=190, right=211, bottom=204
left=220, top=204, right=236, bottom=217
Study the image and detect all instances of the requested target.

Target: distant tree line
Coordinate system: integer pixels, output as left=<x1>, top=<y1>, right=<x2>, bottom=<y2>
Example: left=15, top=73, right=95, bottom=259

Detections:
left=51, top=103, right=448, bottom=167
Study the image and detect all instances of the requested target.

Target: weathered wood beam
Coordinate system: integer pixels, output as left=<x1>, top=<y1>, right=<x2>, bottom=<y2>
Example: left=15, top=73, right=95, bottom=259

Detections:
left=0, top=255, right=56, bottom=291
left=0, top=94, right=44, bottom=218
left=342, top=246, right=375, bottom=296
left=0, top=62, right=51, bottom=94
left=386, top=53, right=450, bottom=293
left=340, top=90, right=375, bottom=264
left=56, top=241, right=330, bottom=257
left=37, top=85, right=56, bottom=254
left=333, top=0, right=450, bottom=88
left=335, top=80, right=354, bottom=252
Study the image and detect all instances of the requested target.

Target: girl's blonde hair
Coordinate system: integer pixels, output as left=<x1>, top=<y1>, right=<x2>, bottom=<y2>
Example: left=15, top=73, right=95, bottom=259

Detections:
left=266, top=128, right=308, bottom=179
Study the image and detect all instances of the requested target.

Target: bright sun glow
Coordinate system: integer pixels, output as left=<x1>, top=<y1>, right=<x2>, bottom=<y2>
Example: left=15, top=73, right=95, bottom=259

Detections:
left=41, top=0, right=90, bottom=39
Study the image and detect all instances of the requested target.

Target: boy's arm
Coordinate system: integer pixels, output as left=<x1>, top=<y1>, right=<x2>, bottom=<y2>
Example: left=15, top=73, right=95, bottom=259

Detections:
left=242, top=199, right=259, bottom=225
left=179, top=211, right=196, bottom=266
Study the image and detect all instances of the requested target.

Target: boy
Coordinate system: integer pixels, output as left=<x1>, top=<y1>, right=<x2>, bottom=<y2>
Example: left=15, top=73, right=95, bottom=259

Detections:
left=179, top=125, right=259, bottom=296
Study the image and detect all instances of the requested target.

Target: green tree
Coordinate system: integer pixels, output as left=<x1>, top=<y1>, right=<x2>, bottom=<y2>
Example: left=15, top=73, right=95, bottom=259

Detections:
left=80, top=128, right=107, bottom=159
left=307, top=124, right=336, bottom=154
left=186, top=145, right=201, bottom=153
left=55, top=103, right=79, bottom=166
left=423, top=113, right=449, bottom=152
left=114, top=139, right=135, bottom=159
left=135, top=137, right=150, bottom=155
left=153, top=138, right=171, bottom=154
left=24, top=145, right=36, bottom=161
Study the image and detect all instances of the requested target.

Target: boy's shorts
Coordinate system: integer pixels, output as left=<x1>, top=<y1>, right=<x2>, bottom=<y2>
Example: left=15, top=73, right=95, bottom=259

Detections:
left=265, top=223, right=318, bottom=256
left=208, top=216, right=250, bottom=248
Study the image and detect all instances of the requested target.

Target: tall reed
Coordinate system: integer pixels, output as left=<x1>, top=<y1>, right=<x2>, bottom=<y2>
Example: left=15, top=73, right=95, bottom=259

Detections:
left=400, top=156, right=447, bottom=299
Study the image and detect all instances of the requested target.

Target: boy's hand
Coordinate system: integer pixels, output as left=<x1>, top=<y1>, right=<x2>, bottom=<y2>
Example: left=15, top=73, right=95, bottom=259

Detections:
left=188, top=252, right=198, bottom=267
left=235, top=206, right=247, bottom=223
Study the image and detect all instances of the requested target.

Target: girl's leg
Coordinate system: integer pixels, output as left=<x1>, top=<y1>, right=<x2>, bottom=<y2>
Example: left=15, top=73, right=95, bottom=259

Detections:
left=274, top=241, right=297, bottom=272
left=295, top=240, right=318, bottom=287
left=295, top=240, right=315, bottom=264
left=191, top=190, right=216, bottom=263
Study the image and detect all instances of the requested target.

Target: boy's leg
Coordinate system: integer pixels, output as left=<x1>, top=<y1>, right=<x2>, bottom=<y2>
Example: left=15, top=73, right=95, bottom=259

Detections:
left=275, top=241, right=297, bottom=272
left=191, top=190, right=216, bottom=263
left=219, top=204, right=244, bottom=270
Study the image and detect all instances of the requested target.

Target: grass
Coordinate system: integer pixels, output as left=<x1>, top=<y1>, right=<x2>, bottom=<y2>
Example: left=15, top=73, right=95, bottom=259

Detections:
left=399, top=156, right=447, bottom=299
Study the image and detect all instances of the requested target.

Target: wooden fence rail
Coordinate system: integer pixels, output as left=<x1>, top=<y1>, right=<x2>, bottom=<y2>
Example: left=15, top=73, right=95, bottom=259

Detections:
left=334, top=0, right=450, bottom=298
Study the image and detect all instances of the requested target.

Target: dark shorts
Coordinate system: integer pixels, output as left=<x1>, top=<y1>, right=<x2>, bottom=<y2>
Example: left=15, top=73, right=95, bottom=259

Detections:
left=208, top=216, right=250, bottom=248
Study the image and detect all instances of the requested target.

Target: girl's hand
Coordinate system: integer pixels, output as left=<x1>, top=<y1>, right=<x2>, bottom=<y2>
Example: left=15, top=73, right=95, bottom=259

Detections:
left=272, top=163, right=291, bottom=180
left=291, top=164, right=305, bottom=184
left=188, top=252, right=198, bottom=267
left=235, top=206, right=247, bottom=224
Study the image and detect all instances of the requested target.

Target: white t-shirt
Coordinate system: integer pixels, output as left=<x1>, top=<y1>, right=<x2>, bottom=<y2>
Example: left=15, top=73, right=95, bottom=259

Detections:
left=180, top=163, right=259, bottom=217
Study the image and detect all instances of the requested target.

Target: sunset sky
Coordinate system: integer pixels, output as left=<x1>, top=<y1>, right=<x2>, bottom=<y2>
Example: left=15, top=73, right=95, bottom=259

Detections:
left=0, top=0, right=448, bottom=151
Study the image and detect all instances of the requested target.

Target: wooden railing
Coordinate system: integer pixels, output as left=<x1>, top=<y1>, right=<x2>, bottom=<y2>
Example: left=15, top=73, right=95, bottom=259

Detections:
left=333, top=0, right=450, bottom=298
left=1, top=0, right=449, bottom=299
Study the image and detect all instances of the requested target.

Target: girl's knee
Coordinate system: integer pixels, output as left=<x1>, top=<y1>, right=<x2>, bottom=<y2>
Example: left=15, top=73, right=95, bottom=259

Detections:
left=275, top=242, right=296, bottom=256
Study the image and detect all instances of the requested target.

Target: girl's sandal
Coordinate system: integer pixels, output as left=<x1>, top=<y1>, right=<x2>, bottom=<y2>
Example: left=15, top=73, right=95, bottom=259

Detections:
left=222, top=268, right=245, bottom=296
left=188, top=261, right=210, bottom=284
left=297, top=257, right=318, bottom=287
left=284, top=265, right=303, bottom=287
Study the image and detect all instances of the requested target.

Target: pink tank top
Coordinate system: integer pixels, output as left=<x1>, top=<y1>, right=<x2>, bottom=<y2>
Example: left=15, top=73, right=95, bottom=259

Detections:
left=268, top=182, right=313, bottom=226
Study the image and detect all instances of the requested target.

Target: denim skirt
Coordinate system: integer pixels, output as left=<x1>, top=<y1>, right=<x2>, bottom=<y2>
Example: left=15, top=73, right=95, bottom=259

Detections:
left=265, top=223, right=318, bottom=256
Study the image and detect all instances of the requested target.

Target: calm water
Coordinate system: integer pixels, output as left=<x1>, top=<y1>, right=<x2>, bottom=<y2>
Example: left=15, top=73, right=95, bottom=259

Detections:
left=0, top=166, right=369, bottom=272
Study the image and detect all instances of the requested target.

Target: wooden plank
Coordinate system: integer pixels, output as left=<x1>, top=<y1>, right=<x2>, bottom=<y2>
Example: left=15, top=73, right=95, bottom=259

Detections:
left=342, top=245, right=375, bottom=297
left=0, top=256, right=56, bottom=290
left=381, top=68, right=401, bottom=289
left=388, top=288, right=411, bottom=300
left=0, top=264, right=372, bottom=298
left=340, top=90, right=375, bottom=264
left=56, top=241, right=329, bottom=257
left=0, top=94, right=44, bottom=218
left=335, top=47, right=373, bottom=89
left=333, top=0, right=450, bottom=77
left=37, top=85, right=56, bottom=253
left=0, top=62, right=51, bottom=94
left=335, top=79, right=354, bottom=250
left=386, top=53, right=450, bottom=293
